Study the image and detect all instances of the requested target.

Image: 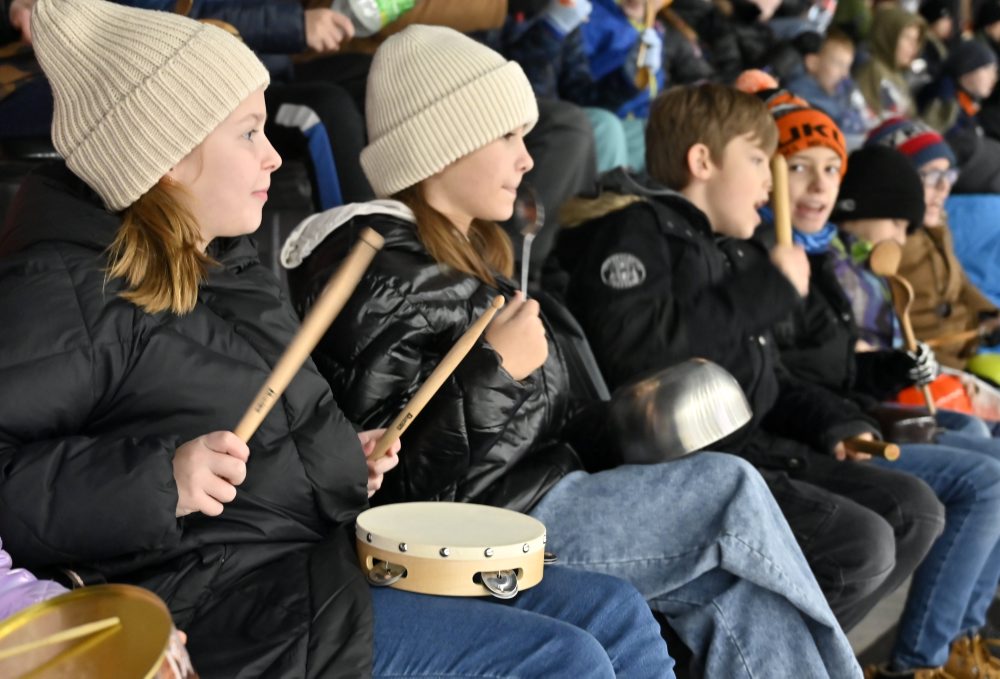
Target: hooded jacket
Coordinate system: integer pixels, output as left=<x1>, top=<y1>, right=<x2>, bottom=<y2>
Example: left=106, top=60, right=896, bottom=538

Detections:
left=0, top=163, right=373, bottom=677
left=856, top=5, right=925, bottom=118
left=553, top=172, right=879, bottom=468
left=283, top=204, right=607, bottom=513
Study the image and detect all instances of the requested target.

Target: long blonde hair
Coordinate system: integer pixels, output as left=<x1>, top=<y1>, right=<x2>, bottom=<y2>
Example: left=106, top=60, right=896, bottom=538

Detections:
left=394, top=185, right=514, bottom=287
left=106, top=181, right=214, bottom=314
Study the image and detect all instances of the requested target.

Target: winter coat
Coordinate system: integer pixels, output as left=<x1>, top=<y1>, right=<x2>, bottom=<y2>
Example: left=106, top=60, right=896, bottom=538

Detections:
left=580, top=0, right=665, bottom=118
left=901, top=222, right=998, bottom=368
left=0, top=163, right=373, bottom=677
left=283, top=204, right=608, bottom=513
left=553, top=172, right=879, bottom=468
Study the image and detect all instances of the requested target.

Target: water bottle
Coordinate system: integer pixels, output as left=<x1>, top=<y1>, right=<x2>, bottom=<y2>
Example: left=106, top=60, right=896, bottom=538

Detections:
left=331, top=0, right=417, bottom=38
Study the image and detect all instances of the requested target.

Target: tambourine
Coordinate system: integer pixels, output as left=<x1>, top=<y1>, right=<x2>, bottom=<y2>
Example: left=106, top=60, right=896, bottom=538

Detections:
left=357, top=502, right=546, bottom=600
left=0, top=584, right=195, bottom=678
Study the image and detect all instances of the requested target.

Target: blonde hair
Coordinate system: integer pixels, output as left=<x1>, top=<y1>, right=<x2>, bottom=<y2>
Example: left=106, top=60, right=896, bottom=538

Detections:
left=107, top=181, right=214, bottom=314
left=394, top=185, right=514, bottom=287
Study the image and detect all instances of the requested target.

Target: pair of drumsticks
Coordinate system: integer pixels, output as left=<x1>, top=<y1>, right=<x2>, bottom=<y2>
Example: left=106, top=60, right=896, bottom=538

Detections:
left=770, top=155, right=902, bottom=461
left=232, top=228, right=504, bottom=460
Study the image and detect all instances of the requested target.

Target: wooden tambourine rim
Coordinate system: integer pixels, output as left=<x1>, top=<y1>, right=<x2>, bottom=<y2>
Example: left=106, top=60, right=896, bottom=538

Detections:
left=0, top=584, right=173, bottom=679
left=356, top=503, right=546, bottom=597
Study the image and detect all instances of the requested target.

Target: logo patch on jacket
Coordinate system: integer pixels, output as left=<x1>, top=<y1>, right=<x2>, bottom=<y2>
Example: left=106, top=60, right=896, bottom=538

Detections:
left=600, top=253, right=646, bottom=289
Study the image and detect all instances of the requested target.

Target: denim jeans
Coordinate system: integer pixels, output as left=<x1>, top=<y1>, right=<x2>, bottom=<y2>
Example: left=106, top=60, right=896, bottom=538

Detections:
left=936, top=409, right=998, bottom=440
left=371, top=564, right=673, bottom=678
left=527, top=452, right=862, bottom=679
left=873, top=438, right=1000, bottom=669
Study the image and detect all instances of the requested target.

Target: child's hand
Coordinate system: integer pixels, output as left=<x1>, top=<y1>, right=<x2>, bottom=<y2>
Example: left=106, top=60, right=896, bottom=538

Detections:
left=770, top=244, right=810, bottom=297
left=484, top=292, right=548, bottom=381
left=304, top=8, right=355, bottom=53
left=833, top=432, right=874, bottom=462
left=359, top=429, right=401, bottom=497
left=173, top=432, right=249, bottom=517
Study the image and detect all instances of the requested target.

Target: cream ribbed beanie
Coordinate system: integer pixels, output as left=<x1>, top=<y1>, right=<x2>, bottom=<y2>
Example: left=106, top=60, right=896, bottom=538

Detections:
left=32, top=0, right=269, bottom=211
left=361, top=25, right=539, bottom=198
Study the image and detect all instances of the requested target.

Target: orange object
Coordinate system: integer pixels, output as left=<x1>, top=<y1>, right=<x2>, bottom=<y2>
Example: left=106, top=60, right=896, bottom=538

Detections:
left=896, top=374, right=974, bottom=414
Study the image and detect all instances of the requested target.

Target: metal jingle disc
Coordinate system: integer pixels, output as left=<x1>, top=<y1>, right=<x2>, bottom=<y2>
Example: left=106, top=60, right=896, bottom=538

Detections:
left=543, top=551, right=558, bottom=564
left=367, top=561, right=407, bottom=587
left=481, top=570, right=519, bottom=600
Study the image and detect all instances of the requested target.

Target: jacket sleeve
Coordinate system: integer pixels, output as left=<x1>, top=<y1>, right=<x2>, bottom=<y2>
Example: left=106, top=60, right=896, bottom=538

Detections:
left=563, top=202, right=801, bottom=389
left=765, top=363, right=881, bottom=455
left=0, top=265, right=181, bottom=568
left=317, top=276, right=535, bottom=502
left=119, top=0, right=307, bottom=55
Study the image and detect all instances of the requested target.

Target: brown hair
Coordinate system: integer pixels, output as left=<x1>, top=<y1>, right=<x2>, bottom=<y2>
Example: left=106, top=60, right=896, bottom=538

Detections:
left=393, top=185, right=514, bottom=286
left=646, top=83, right=778, bottom=190
left=106, top=181, right=214, bottom=314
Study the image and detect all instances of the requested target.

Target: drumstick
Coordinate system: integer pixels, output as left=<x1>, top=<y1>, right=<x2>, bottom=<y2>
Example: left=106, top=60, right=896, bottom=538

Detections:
left=886, top=275, right=938, bottom=416
left=234, top=228, right=385, bottom=442
left=369, top=296, right=506, bottom=461
left=770, top=154, right=793, bottom=247
left=0, top=616, right=120, bottom=661
left=844, top=437, right=900, bottom=461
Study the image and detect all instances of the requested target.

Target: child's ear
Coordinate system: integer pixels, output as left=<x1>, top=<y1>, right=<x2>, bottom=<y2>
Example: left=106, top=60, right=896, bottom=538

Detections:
left=803, top=53, right=820, bottom=74
left=686, top=143, right=714, bottom=181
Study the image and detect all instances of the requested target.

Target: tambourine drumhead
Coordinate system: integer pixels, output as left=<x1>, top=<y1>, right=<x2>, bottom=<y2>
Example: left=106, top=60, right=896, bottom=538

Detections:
left=0, top=584, right=176, bottom=678
left=357, top=502, right=546, bottom=597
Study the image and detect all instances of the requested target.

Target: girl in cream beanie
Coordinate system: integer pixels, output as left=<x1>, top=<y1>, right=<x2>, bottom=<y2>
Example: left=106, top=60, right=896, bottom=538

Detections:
left=281, top=24, right=864, bottom=679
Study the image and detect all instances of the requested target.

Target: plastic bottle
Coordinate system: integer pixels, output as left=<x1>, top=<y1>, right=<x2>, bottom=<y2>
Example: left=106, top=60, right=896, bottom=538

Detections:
left=331, top=0, right=417, bottom=38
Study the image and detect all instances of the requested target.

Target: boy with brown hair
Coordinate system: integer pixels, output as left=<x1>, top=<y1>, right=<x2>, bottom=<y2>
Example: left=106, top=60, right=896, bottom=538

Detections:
left=555, top=83, right=944, bottom=631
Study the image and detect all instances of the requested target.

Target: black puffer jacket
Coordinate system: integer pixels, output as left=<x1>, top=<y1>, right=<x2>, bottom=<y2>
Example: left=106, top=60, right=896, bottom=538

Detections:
left=0, top=163, right=372, bottom=678
left=554, top=175, right=878, bottom=465
left=286, top=210, right=602, bottom=514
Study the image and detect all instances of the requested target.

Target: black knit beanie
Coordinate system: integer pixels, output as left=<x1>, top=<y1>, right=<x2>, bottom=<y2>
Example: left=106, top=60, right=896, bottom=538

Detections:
left=831, top=146, right=926, bottom=233
left=946, top=39, right=997, bottom=79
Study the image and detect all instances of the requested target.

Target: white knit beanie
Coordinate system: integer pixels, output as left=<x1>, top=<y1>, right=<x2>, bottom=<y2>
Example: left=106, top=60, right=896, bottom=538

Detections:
left=32, top=0, right=269, bottom=211
left=361, top=25, right=539, bottom=198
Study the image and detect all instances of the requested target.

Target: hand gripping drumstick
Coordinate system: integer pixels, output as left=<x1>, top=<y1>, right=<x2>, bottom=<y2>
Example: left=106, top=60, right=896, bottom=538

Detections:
left=772, top=156, right=902, bottom=460
left=368, top=295, right=507, bottom=461
left=234, top=228, right=385, bottom=442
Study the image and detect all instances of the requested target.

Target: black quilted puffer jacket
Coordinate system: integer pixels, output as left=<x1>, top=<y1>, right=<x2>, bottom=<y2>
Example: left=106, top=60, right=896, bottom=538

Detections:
left=0, top=163, right=373, bottom=678
left=286, top=209, right=607, bottom=514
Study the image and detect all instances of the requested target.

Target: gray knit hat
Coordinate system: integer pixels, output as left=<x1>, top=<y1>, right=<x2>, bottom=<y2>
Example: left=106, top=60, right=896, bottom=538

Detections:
left=32, top=0, right=269, bottom=211
left=360, top=25, right=539, bottom=198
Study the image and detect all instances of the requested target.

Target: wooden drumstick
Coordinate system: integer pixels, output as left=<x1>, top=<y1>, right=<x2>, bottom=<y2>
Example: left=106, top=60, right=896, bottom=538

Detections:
left=770, top=154, right=793, bottom=247
left=369, top=296, right=507, bottom=461
left=234, top=228, right=385, bottom=442
left=844, top=436, right=901, bottom=461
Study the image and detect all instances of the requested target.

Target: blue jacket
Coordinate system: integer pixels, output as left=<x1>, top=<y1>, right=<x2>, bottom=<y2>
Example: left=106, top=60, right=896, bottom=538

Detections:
left=581, top=0, right=664, bottom=118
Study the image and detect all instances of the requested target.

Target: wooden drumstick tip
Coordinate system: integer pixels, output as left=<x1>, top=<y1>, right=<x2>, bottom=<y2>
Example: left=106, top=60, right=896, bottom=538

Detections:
left=491, top=295, right=506, bottom=310
left=883, top=443, right=901, bottom=461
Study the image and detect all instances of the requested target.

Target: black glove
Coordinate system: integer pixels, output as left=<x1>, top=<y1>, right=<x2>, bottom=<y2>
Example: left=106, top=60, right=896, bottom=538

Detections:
left=905, top=341, right=940, bottom=386
left=979, top=310, right=1000, bottom=347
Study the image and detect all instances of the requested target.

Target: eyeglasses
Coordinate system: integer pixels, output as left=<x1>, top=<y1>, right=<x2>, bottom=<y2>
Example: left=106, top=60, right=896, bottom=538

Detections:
left=919, top=168, right=958, bottom=188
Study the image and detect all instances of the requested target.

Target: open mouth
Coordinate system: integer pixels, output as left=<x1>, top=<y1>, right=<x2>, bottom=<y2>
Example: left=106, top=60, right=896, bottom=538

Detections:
left=794, top=202, right=827, bottom=218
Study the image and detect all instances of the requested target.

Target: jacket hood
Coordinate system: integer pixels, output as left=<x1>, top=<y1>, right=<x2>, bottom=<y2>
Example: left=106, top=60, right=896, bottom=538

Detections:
left=0, top=162, right=117, bottom=258
left=280, top=199, right=415, bottom=269
left=871, top=5, right=925, bottom=67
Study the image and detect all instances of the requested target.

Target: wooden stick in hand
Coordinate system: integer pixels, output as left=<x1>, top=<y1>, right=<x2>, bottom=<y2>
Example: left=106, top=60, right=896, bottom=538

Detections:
left=770, top=154, right=793, bottom=247
left=234, top=228, right=384, bottom=442
left=844, top=437, right=900, bottom=461
left=368, top=296, right=506, bottom=461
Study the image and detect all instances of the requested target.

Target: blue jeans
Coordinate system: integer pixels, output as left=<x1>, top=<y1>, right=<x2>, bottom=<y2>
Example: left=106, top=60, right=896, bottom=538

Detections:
left=528, top=452, right=861, bottom=679
left=371, top=565, right=672, bottom=678
left=937, top=409, right=998, bottom=439
left=874, top=438, right=1000, bottom=669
